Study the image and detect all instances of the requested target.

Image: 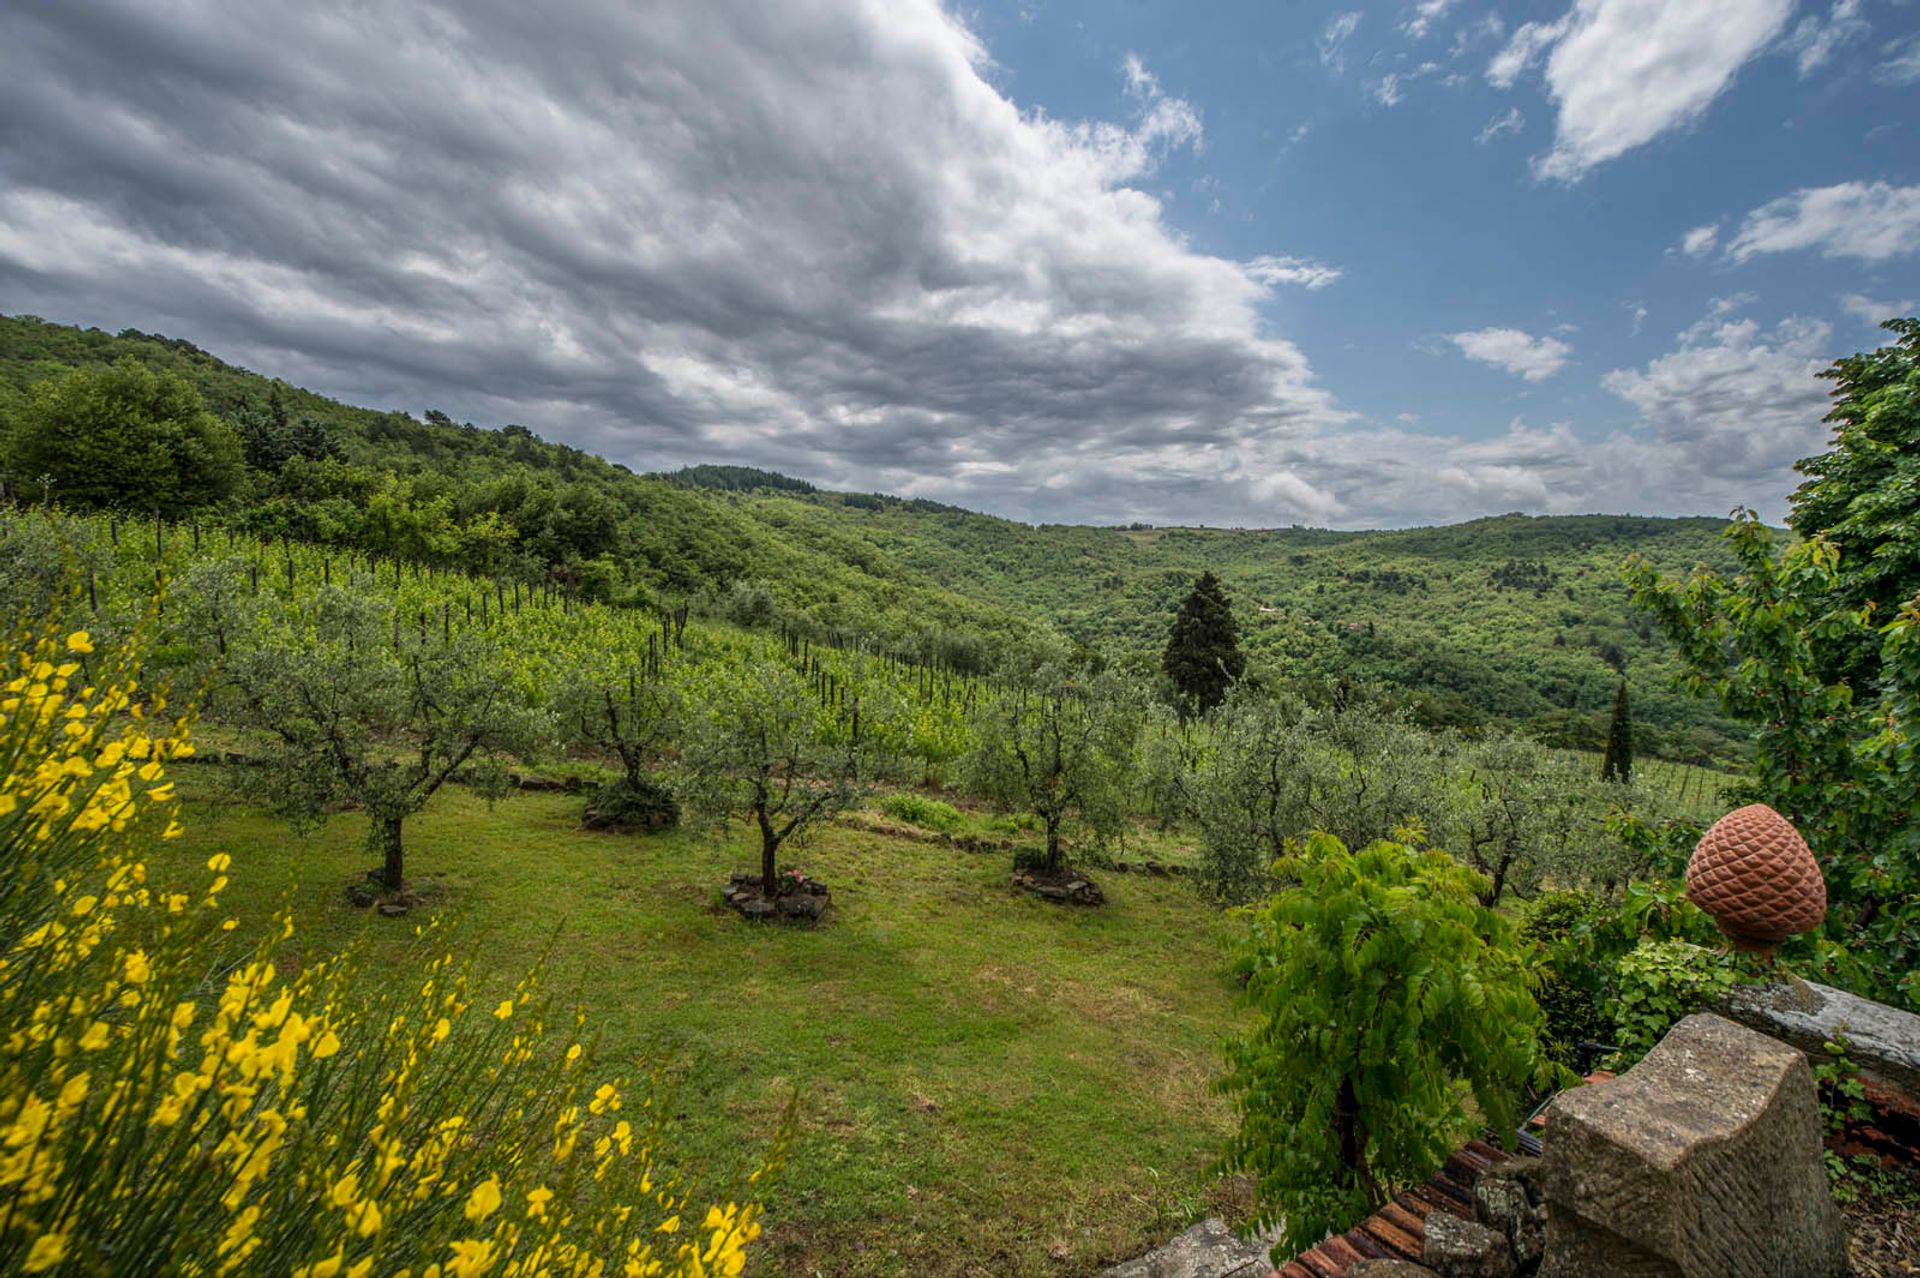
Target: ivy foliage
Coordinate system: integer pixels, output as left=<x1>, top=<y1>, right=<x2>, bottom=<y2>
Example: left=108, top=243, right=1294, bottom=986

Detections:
left=1218, top=833, right=1549, bottom=1255
left=1609, top=938, right=1735, bottom=1064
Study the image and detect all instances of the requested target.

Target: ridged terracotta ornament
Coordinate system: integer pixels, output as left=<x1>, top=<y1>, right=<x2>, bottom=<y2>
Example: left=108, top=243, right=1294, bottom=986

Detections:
left=1686, top=803, right=1827, bottom=954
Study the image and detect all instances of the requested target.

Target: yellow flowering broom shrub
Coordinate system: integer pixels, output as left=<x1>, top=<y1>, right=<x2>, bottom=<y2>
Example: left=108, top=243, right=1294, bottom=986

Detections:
left=0, top=608, right=786, bottom=1276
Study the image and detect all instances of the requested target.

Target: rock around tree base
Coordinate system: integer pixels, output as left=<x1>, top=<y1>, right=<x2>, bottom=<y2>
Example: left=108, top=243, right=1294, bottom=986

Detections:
left=724, top=870, right=830, bottom=922
left=1011, top=866, right=1105, bottom=906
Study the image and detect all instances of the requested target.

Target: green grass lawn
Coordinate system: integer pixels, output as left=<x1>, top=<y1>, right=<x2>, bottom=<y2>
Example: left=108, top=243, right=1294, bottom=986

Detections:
left=160, top=774, right=1248, bottom=1278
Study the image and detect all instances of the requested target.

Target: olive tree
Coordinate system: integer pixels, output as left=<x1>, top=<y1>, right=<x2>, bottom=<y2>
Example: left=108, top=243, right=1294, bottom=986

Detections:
left=676, top=659, right=883, bottom=896
left=211, top=581, right=549, bottom=889
left=962, top=664, right=1142, bottom=876
left=557, top=661, right=680, bottom=831
left=1187, top=691, right=1447, bottom=904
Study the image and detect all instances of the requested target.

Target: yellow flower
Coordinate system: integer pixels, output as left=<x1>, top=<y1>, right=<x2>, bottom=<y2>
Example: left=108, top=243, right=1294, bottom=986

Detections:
left=65, top=630, right=93, bottom=653
left=526, top=1186, right=555, bottom=1220
left=493, top=1000, right=514, bottom=1020
left=79, top=1020, right=111, bottom=1051
left=23, top=1233, right=67, bottom=1273
left=446, top=1239, right=496, bottom=1278
left=464, top=1175, right=502, bottom=1222
left=314, top=1028, right=342, bottom=1059
left=125, top=949, right=152, bottom=984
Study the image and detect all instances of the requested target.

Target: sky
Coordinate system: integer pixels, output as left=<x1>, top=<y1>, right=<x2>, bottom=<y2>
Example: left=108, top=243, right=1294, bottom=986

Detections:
left=1, top=0, right=1916, bottom=529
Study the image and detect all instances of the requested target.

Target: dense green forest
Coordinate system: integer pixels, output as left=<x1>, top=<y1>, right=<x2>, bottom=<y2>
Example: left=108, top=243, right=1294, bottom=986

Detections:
left=0, top=313, right=1739, bottom=760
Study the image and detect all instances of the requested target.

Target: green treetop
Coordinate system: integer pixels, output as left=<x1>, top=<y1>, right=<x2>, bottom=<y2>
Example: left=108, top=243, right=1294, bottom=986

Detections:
left=1162, top=571, right=1245, bottom=712
left=1790, top=316, right=1920, bottom=633
left=8, top=357, right=244, bottom=514
left=1601, top=679, right=1633, bottom=783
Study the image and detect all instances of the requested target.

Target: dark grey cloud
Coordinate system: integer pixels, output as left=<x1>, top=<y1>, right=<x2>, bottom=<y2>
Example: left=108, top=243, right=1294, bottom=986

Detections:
left=0, top=0, right=1833, bottom=528
left=0, top=0, right=1347, bottom=522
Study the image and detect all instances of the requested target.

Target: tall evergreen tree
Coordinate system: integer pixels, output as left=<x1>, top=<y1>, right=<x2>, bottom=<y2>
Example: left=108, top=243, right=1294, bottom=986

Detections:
left=1163, top=571, right=1245, bottom=711
left=1601, top=679, right=1633, bottom=783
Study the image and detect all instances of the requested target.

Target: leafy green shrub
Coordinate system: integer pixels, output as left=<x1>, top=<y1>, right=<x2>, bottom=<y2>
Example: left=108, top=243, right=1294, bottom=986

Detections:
left=1610, top=938, right=1736, bottom=1065
left=1219, top=833, right=1550, bottom=1256
left=1521, top=890, right=1620, bottom=1068
left=879, top=791, right=962, bottom=832
left=584, top=775, right=681, bottom=832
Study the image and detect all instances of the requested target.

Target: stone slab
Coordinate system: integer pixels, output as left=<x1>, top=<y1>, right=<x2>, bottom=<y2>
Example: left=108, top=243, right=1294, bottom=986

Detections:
left=1100, top=1217, right=1286, bottom=1278
left=1720, top=977, right=1920, bottom=1099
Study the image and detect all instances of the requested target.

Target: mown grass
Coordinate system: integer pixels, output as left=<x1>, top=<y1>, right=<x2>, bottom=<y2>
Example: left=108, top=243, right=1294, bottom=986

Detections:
left=160, top=774, right=1248, bottom=1278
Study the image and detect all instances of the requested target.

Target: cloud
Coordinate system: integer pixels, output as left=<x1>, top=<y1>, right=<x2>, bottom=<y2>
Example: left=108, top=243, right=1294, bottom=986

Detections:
left=1875, top=35, right=1920, bottom=86
left=1475, top=106, right=1525, bottom=145
left=1626, top=300, right=1648, bottom=335
left=1724, top=182, right=1920, bottom=262
left=1486, top=16, right=1569, bottom=89
left=1782, top=0, right=1870, bottom=77
left=1320, top=12, right=1364, bottom=72
left=1448, top=328, right=1572, bottom=380
left=1374, top=61, right=1439, bottom=107
left=1402, top=0, right=1457, bottom=40
left=1679, top=223, right=1721, bottom=256
left=1600, top=314, right=1832, bottom=489
left=1490, top=0, right=1793, bottom=181
left=0, top=0, right=1369, bottom=529
left=0, top=0, right=1848, bottom=533
left=1243, top=255, right=1343, bottom=290
left=1840, top=293, right=1914, bottom=327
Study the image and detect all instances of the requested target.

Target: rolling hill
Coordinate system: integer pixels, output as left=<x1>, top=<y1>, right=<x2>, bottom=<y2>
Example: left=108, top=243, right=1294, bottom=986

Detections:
left=0, top=312, right=1743, bottom=759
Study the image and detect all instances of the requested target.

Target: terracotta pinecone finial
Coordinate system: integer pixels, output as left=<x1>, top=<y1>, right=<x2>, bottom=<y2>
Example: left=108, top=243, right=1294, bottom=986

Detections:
left=1685, top=803, right=1827, bottom=954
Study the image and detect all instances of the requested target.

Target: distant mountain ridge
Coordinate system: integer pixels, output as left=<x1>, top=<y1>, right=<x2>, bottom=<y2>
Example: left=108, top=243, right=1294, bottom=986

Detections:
left=0, top=313, right=1742, bottom=758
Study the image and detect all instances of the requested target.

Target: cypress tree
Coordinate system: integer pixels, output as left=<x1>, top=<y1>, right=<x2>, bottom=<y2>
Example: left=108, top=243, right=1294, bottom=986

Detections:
left=1601, top=679, right=1633, bottom=783
left=1163, top=571, right=1245, bottom=712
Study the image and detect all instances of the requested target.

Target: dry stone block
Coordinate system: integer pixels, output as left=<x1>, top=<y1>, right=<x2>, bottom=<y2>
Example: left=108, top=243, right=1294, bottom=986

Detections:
left=1538, top=1013, right=1847, bottom=1278
left=1349, top=1263, right=1439, bottom=1278
left=1424, top=1213, right=1514, bottom=1278
left=1720, top=977, right=1920, bottom=1099
left=1473, top=1156, right=1546, bottom=1270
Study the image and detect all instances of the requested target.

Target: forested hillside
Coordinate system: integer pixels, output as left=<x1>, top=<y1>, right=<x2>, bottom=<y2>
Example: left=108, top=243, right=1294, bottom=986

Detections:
left=0, top=313, right=1741, bottom=759
left=718, top=488, right=1740, bottom=759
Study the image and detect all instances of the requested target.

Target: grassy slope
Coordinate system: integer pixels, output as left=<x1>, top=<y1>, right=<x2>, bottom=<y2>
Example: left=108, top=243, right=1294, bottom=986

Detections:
left=161, top=777, right=1245, bottom=1278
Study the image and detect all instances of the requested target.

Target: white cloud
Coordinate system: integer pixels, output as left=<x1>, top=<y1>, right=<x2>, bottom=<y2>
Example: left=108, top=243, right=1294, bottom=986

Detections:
left=1374, top=61, right=1438, bottom=107
left=1320, top=12, right=1363, bottom=72
left=1244, top=255, right=1343, bottom=290
left=1782, top=0, right=1870, bottom=77
left=1873, top=35, right=1920, bottom=86
left=1449, top=327, right=1573, bottom=380
left=1475, top=106, right=1525, bottom=145
left=1490, top=0, right=1793, bottom=181
left=1840, top=293, right=1914, bottom=326
left=1403, top=0, right=1458, bottom=40
left=1725, top=182, right=1920, bottom=262
left=1601, top=314, right=1832, bottom=491
left=1680, top=223, right=1721, bottom=256
left=1626, top=300, right=1648, bottom=335
left=1486, top=17, right=1568, bottom=89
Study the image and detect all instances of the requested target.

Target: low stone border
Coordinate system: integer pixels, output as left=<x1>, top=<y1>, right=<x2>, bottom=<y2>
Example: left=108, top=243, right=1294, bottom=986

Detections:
left=1011, top=867, right=1105, bottom=906
left=722, top=871, right=830, bottom=922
